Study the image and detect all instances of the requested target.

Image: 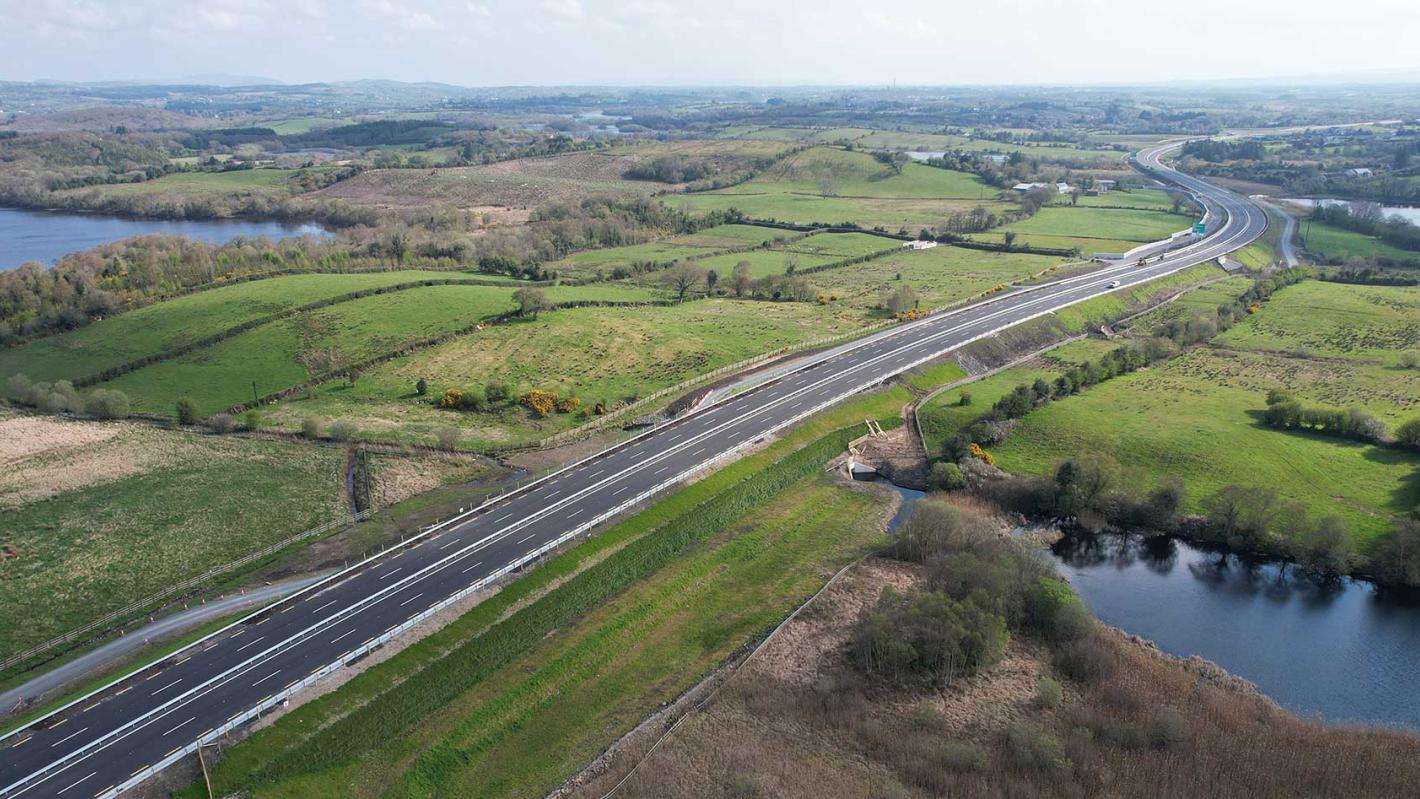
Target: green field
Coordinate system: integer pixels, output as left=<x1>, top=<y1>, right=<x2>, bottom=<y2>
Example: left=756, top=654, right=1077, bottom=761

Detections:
left=998, top=206, right=1193, bottom=245
left=806, top=244, right=1061, bottom=310
left=664, top=147, right=1005, bottom=228
left=1301, top=220, right=1420, bottom=263
left=262, top=117, right=354, bottom=135
left=0, top=422, right=347, bottom=661
left=57, top=169, right=316, bottom=201
left=1068, top=188, right=1185, bottom=211
left=677, top=248, right=844, bottom=280
left=98, top=283, right=659, bottom=416
left=264, top=298, right=853, bottom=448
left=922, top=281, right=1420, bottom=546
left=0, top=271, right=514, bottom=385
left=549, top=224, right=793, bottom=273
left=1215, top=280, right=1420, bottom=365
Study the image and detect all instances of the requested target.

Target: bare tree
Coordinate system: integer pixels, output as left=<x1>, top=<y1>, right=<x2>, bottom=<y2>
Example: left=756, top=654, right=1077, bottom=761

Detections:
left=731, top=261, right=753, bottom=297
left=662, top=262, right=708, bottom=303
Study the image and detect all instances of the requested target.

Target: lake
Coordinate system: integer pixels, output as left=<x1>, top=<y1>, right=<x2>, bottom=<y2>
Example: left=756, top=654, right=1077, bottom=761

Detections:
left=0, top=207, right=329, bottom=271
left=1281, top=198, right=1420, bottom=226
left=885, top=486, right=1420, bottom=730
left=1052, top=534, right=1420, bottom=729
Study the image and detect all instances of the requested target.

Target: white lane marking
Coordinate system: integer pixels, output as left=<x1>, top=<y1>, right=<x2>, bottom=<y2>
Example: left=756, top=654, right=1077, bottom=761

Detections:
left=516, top=532, right=537, bottom=545
left=313, top=599, right=339, bottom=613
left=161, top=717, right=195, bottom=736
left=49, top=727, right=88, bottom=748
left=150, top=679, right=181, bottom=696
left=492, top=512, right=512, bottom=523
left=567, top=507, right=583, bottom=518
left=691, top=447, right=705, bottom=456
left=461, top=560, right=485, bottom=574
left=251, top=670, right=281, bottom=687
left=330, top=629, right=356, bottom=644
left=612, top=485, right=628, bottom=496
left=588, top=468, right=604, bottom=477
left=398, top=593, right=424, bottom=608
left=235, top=635, right=265, bottom=653
left=439, top=538, right=461, bottom=550
left=54, top=771, right=96, bottom=795
left=545, top=489, right=561, bottom=499
left=653, top=465, right=669, bottom=475
left=5, top=154, right=1257, bottom=782
left=380, top=567, right=402, bottom=580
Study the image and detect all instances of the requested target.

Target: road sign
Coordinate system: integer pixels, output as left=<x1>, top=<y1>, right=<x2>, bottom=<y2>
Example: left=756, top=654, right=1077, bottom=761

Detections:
left=1192, top=222, right=1207, bottom=235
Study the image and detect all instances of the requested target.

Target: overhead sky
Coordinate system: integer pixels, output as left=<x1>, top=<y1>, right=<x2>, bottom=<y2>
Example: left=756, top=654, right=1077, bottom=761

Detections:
left=1, top=0, right=1417, bottom=86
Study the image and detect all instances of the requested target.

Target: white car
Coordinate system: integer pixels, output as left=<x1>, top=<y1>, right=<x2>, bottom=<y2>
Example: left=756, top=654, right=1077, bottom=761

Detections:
left=1106, top=280, right=1121, bottom=289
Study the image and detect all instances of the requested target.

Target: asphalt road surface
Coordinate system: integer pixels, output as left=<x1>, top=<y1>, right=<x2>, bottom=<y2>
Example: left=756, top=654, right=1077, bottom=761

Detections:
left=0, top=139, right=1269, bottom=799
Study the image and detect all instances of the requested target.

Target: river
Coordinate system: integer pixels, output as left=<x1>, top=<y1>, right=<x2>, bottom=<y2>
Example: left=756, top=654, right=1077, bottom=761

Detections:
left=0, top=206, right=329, bottom=271
left=882, top=485, right=1420, bottom=730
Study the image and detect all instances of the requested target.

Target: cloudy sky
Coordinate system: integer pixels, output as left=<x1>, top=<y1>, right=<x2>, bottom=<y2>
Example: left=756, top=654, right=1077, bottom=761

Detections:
left=1, top=0, right=1416, bottom=86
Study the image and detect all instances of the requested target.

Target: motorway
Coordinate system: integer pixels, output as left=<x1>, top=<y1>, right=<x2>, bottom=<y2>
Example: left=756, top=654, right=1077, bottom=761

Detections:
left=0, top=140, right=1268, bottom=799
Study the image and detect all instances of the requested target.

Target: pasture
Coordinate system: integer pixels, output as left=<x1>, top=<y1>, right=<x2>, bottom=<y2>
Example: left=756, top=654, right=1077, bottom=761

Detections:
left=56, top=169, right=316, bottom=201
left=806, top=244, right=1061, bottom=310
left=0, top=270, right=515, bottom=385
left=98, top=282, right=661, bottom=416
left=1301, top=221, right=1420, bottom=263
left=0, top=414, right=348, bottom=662
left=305, top=139, right=792, bottom=210
left=663, top=147, right=1006, bottom=229
left=264, top=299, right=854, bottom=449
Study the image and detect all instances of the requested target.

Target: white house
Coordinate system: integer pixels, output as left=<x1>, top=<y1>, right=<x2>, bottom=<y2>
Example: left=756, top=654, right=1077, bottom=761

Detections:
left=903, top=240, right=939, bottom=250
left=1096, top=179, right=1117, bottom=192
left=1056, top=182, right=1075, bottom=194
left=1344, top=167, right=1374, bottom=178
left=1011, top=182, right=1048, bottom=192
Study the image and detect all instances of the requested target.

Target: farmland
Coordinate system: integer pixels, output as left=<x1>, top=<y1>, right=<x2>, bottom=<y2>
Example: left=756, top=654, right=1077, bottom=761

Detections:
left=56, top=169, right=319, bottom=202
left=923, top=280, right=1420, bottom=547
left=993, top=205, right=1194, bottom=250
left=0, top=270, right=526, bottom=385
left=662, top=147, right=1006, bottom=229
left=1300, top=220, right=1420, bottom=263
left=0, top=413, right=349, bottom=661
left=263, top=299, right=855, bottom=449
left=546, top=223, right=796, bottom=277
left=805, top=244, right=1062, bottom=310
left=304, top=139, right=793, bottom=210
left=96, top=282, right=663, bottom=416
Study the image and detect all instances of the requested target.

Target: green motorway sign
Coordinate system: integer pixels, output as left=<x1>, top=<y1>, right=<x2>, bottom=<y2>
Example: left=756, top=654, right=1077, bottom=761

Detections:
left=1192, top=222, right=1207, bottom=235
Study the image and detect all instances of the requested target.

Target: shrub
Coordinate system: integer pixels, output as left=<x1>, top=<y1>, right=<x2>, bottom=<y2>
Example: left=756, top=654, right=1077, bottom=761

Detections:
left=435, top=427, right=460, bottom=451
left=84, top=389, right=129, bottom=420
left=439, top=387, right=464, bottom=408
left=4, top=373, right=31, bottom=402
left=1148, top=707, right=1186, bottom=749
left=1026, top=578, right=1091, bottom=642
left=930, top=461, right=965, bottom=491
left=176, top=397, right=199, bottom=425
left=485, top=382, right=511, bottom=403
left=1053, top=636, right=1117, bottom=683
left=328, top=419, right=357, bottom=442
left=209, top=413, right=236, bottom=434
left=850, top=588, right=1008, bottom=687
left=967, top=441, right=994, bottom=466
left=457, top=387, right=488, bottom=412
left=556, top=395, right=582, bottom=414
left=520, top=388, right=557, bottom=417
left=1036, top=676, right=1063, bottom=709
left=415, top=378, right=428, bottom=396
left=940, top=741, right=988, bottom=772
left=1004, top=722, right=1069, bottom=772
left=957, top=391, right=972, bottom=406
left=242, top=408, right=262, bottom=431
left=301, top=416, right=323, bottom=439
left=1397, top=417, right=1420, bottom=450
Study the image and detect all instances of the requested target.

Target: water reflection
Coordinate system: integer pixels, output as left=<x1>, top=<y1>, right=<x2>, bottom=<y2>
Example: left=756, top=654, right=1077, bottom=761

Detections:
left=1051, top=532, right=1420, bottom=728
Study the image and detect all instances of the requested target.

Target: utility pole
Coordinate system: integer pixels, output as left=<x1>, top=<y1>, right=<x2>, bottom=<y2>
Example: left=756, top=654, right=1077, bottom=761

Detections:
left=252, top=380, right=259, bottom=406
